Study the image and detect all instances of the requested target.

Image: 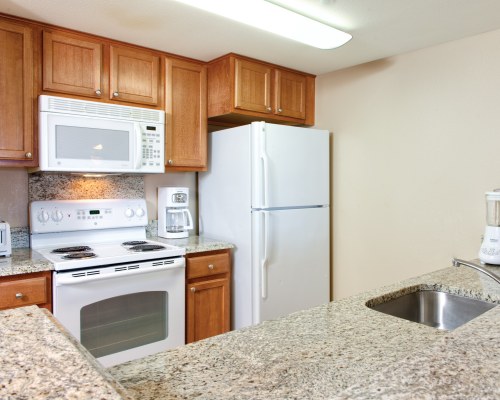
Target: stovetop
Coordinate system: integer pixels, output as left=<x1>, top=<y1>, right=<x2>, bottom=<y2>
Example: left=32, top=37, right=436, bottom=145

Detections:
left=36, top=239, right=185, bottom=271
left=29, top=200, right=187, bottom=271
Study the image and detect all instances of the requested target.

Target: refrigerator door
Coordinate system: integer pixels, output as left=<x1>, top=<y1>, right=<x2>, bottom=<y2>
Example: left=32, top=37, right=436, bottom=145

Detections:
left=251, top=122, right=330, bottom=209
left=252, top=207, right=330, bottom=325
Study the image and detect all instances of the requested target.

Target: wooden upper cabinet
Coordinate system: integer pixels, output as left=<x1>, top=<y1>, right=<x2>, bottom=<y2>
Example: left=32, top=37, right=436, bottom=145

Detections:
left=43, top=31, right=102, bottom=98
left=165, top=57, right=207, bottom=171
left=208, top=54, right=315, bottom=126
left=234, top=58, right=272, bottom=114
left=0, top=19, right=35, bottom=166
left=110, top=45, right=160, bottom=106
left=275, top=69, right=306, bottom=120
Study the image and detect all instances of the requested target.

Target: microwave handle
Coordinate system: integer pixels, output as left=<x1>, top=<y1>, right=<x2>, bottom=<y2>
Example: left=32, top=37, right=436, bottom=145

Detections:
left=135, top=124, right=142, bottom=169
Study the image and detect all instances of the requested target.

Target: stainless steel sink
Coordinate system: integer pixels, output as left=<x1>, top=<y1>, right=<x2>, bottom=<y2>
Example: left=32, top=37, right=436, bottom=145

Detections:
left=367, top=289, right=497, bottom=330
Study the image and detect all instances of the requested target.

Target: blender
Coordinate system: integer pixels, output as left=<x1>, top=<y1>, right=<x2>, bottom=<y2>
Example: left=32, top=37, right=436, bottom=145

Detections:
left=479, top=191, right=500, bottom=265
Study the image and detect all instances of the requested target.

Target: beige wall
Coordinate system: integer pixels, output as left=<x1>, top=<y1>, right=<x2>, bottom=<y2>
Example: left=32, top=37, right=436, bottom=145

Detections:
left=316, top=29, right=500, bottom=300
left=0, top=169, right=29, bottom=227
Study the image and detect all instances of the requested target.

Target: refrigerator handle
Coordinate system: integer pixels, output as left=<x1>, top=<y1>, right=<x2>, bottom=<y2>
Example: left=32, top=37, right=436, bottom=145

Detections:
left=260, top=129, right=270, bottom=208
left=261, top=211, right=269, bottom=299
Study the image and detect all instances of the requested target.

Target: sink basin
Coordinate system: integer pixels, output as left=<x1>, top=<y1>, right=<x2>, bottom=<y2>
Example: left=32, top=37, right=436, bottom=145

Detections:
left=367, top=289, right=497, bottom=330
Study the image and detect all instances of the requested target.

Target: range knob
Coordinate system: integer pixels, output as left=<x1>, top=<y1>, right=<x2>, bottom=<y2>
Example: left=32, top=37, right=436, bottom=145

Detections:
left=125, top=208, right=135, bottom=218
left=37, top=211, right=50, bottom=223
left=136, top=207, right=145, bottom=218
left=51, top=210, right=64, bottom=222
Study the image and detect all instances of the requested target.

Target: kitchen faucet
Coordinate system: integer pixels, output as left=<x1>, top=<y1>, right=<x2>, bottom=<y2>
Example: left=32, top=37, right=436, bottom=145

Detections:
left=452, top=258, right=500, bottom=285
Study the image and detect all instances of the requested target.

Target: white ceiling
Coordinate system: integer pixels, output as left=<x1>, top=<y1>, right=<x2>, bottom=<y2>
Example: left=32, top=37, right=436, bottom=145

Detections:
left=2, top=0, right=500, bottom=75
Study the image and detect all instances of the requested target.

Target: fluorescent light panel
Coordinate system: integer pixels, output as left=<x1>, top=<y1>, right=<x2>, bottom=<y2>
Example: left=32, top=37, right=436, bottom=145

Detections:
left=175, top=0, right=352, bottom=49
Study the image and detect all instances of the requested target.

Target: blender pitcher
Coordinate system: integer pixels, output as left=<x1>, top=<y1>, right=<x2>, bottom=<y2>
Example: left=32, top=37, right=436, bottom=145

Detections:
left=479, top=191, right=500, bottom=264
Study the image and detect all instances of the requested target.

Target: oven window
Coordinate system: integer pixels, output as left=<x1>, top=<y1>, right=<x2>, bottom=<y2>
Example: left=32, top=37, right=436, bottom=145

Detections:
left=80, top=291, right=167, bottom=358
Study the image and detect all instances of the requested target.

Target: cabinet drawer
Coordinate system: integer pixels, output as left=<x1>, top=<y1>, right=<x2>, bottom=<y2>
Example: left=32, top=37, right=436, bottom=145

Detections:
left=187, top=253, right=230, bottom=279
left=0, top=277, right=48, bottom=310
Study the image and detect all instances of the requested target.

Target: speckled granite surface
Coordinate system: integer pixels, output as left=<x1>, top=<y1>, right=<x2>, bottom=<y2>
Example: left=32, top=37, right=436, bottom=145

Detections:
left=28, top=173, right=144, bottom=202
left=0, top=248, right=53, bottom=277
left=151, top=235, right=234, bottom=254
left=0, top=306, right=131, bottom=400
left=109, top=266, right=500, bottom=400
left=0, top=236, right=232, bottom=277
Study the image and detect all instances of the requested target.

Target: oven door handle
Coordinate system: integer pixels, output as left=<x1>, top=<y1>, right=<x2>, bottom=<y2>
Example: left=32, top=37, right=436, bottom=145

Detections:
left=55, top=261, right=184, bottom=286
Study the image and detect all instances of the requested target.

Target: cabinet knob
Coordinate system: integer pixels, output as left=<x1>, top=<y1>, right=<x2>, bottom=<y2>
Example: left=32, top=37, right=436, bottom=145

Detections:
left=190, top=287, right=196, bottom=293
left=167, top=159, right=173, bottom=166
left=113, top=92, right=119, bottom=97
left=25, top=152, right=32, bottom=158
left=15, top=293, right=23, bottom=299
left=266, top=107, right=272, bottom=112
left=95, top=89, right=102, bottom=96
left=277, top=108, right=283, bottom=113
left=208, top=264, right=214, bottom=270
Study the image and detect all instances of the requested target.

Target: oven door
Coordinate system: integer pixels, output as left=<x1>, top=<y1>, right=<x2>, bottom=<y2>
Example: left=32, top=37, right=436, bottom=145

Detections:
left=53, top=257, right=185, bottom=367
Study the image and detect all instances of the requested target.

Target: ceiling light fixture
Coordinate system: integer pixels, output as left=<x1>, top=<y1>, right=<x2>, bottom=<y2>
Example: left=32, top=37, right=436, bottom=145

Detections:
left=175, top=0, right=352, bottom=50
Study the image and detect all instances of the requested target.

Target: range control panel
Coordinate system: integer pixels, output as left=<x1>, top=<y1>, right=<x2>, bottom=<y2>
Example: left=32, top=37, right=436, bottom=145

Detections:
left=30, top=199, right=148, bottom=233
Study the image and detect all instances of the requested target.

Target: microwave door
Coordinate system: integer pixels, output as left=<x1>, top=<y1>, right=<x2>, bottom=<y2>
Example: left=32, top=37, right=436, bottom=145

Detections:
left=44, top=114, right=135, bottom=172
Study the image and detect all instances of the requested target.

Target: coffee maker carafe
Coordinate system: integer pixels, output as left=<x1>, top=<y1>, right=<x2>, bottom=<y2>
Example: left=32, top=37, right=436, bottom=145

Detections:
left=158, top=187, right=193, bottom=239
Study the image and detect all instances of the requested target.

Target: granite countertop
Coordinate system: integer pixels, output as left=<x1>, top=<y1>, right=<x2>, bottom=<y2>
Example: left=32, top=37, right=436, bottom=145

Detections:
left=109, top=265, right=500, bottom=400
left=0, top=306, right=131, bottom=400
left=0, top=236, right=233, bottom=277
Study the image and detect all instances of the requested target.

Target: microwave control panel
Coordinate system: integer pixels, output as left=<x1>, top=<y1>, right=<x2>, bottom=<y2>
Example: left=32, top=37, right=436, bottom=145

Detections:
left=141, top=125, right=164, bottom=170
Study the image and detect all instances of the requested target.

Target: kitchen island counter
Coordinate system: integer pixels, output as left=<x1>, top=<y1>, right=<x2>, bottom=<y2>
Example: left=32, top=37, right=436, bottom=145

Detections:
left=109, top=265, right=499, bottom=399
left=0, top=306, right=131, bottom=400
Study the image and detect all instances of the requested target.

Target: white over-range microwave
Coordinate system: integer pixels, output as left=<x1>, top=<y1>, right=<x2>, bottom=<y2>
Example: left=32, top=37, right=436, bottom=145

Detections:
left=35, top=95, right=165, bottom=174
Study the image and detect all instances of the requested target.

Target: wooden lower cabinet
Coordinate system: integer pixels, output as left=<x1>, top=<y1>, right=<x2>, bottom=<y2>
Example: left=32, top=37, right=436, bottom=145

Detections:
left=186, top=249, right=231, bottom=343
left=0, top=271, right=52, bottom=312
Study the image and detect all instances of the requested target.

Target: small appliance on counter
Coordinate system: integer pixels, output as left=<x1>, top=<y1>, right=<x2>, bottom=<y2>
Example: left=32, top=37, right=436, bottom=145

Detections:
left=0, top=221, right=12, bottom=257
left=158, top=187, right=193, bottom=239
left=479, top=190, right=500, bottom=264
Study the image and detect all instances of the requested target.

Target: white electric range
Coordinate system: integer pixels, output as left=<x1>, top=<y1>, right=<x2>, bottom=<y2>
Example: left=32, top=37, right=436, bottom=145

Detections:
left=30, top=199, right=186, bottom=367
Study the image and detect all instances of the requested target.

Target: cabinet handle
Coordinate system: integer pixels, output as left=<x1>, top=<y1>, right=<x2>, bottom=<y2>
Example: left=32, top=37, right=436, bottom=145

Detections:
left=25, top=152, right=32, bottom=158
left=266, top=107, right=272, bottom=112
left=190, top=287, right=196, bottom=293
left=95, top=89, right=102, bottom=96
left=277, top=108, right=283, bottom=113
left=167, top=159, right=173, bottom=166
left=15, top=293, right=23, bottom=299
left=208, top=264, right=214, bottom=270
left=113, top=92, right=119, bottom=97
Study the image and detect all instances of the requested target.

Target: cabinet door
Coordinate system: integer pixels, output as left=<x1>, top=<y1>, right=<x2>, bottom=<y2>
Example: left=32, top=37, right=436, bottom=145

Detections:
left=275, top=69, right=306, bottom=120
left=43, top=31, right=102, bottom=98
left=110, top=45, right=160, bottom=106
left=165, top=58, right=207, bottom=170
left=0, top=20, right=34, bottom=164
left=186, top=277, right=230, bottom=343
left=234, top=58, right=272, bottom=114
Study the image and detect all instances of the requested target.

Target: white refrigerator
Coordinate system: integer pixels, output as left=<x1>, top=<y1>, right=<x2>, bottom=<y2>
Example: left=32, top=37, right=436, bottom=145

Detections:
left=199, top=122, right=330, bottom=330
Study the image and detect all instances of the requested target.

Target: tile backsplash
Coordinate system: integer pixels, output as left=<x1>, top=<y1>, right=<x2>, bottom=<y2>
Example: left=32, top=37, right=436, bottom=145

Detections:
left=29, top=173, right=144, bottom=201
left=9, top=174, right=145, bottom=248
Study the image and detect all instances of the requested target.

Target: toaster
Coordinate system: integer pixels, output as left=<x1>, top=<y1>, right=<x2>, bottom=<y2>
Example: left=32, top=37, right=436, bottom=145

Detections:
left=0, top=221, right=12, bottom=257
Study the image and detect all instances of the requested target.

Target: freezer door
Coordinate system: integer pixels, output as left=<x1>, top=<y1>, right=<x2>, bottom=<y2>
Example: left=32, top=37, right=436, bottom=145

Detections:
left=251, top=122, right=330, bottom=208
left=252, top=207, right=330, bottom=325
